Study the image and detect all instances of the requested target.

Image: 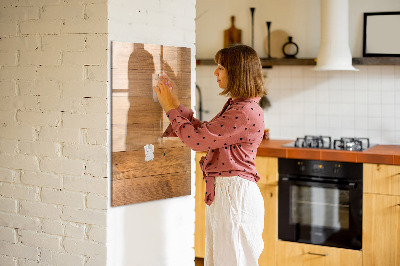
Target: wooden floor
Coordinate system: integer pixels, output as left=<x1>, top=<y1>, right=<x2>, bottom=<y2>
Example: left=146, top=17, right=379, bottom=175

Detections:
left=195, top=257, right=204, bottom=266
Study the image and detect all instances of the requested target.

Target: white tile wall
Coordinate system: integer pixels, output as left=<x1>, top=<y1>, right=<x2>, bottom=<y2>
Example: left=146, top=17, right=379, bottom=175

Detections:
left=196, top=65, right=400, bottom=145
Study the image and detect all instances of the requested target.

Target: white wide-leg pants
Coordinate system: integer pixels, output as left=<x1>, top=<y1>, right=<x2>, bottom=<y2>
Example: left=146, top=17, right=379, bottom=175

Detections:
left=205, top=176, right=265, bottom=266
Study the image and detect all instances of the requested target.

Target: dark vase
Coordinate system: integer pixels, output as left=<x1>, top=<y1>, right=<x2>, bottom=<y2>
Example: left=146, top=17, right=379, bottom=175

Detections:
left=282, top=36, right=299, bottom=58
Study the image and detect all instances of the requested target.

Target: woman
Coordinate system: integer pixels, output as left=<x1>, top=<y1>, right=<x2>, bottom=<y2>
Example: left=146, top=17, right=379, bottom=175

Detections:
left=153, top=44, right=266, bottom=266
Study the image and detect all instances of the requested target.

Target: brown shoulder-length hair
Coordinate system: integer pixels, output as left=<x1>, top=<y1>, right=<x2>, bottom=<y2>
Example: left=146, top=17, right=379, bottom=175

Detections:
left=214, top=44, right=266, bottom=99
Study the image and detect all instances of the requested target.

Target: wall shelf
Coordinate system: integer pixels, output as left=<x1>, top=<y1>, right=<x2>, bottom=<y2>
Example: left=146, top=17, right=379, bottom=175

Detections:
left=352, top=57, right=400, bottom=65
left=196, top=57, right=400, bottom=67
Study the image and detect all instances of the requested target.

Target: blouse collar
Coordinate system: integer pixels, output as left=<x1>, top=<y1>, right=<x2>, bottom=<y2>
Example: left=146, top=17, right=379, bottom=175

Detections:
left=228, top=97, right=261, bottom=105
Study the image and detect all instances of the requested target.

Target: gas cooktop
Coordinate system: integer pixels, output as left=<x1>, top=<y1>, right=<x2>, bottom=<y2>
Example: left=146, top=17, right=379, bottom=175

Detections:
left=282, top=135, right=375, bottom=151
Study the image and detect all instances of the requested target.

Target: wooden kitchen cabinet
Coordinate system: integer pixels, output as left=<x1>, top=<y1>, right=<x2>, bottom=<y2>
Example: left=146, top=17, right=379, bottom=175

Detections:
left=363, top=163, right=400, bottom=266
left=255, top=156, right=278, bottom=186
left=276, top=241, right=362, bottom=266
left=256, top=156, right=279, bottom=266
left=258, top=184, right=278, bottom=266
left=364, top=163, right=400, bottom=196
left=363, top=193, right=400, bottom=266
left=195, top=151, right=207, bottom=258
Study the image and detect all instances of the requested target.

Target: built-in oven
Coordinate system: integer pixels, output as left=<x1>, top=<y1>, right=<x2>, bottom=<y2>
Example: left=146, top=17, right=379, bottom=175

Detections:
left=278, top=158, right=363, bottom=250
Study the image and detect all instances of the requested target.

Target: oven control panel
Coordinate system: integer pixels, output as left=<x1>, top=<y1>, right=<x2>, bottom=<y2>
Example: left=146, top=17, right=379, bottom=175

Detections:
left=281, top=158, right=362, bottom=180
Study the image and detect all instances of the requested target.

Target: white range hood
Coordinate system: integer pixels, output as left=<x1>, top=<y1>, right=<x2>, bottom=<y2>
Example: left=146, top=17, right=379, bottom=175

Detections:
left=314, top=0, right=358, bottom=71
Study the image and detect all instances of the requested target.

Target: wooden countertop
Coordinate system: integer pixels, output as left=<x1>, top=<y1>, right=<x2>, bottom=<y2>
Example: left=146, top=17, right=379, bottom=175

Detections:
left=256, top=139, right=400, bottom=165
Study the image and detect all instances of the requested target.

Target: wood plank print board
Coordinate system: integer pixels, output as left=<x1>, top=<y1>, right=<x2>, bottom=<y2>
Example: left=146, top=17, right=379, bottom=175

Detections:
left=111, top=41, right=191, bottom=207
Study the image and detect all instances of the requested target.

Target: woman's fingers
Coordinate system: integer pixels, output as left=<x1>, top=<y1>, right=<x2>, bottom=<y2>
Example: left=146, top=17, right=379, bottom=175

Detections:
left=153, top=86, right=163, bottom=98
left=157, top=79, right=170, bottom=93
left=153, top=85, right=160, bottom=92
left=159, top=76, right=173, bottom=90
left=160, top=76, right=169, bottom=85
left=156, top=82, right=165, bottom=93
left=159, top=75, right=179, bottom=108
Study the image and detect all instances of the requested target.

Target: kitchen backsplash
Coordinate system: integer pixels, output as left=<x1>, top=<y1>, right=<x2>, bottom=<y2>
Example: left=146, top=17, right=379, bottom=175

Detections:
left=196, top=65, right=400, bottom=145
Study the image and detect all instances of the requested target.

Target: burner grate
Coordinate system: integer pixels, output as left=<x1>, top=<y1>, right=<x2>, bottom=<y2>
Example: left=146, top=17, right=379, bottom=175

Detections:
left=333, top=137, right=370, bottom=151
left=295, top=135, right=332, bottom=149
left=287, top=136, right=371, bottom=151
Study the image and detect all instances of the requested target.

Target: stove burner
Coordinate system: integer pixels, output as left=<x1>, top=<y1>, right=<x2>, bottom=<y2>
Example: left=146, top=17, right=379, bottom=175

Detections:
left=286, top=136, right=372, bottom=151
left=295, top=135, right=332, bottom=149
left=333, top=137, right=370, bottom=151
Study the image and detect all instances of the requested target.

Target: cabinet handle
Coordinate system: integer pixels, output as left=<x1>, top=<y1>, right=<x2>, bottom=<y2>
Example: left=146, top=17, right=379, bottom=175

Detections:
left=307, top=252, right=328, bottom=256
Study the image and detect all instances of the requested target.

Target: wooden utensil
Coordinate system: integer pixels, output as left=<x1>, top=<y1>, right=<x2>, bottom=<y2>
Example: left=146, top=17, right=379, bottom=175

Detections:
left=224, top=16, right=242, bottom=48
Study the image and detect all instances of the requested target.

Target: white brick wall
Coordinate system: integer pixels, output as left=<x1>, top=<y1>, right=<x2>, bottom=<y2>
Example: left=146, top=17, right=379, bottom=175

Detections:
left=0, top=0, right=108, bottom=265
left=0, top=226, right=17, bottom=243
left=64, top=222, right=85, bottom=239
left=40, top=249, right=85, bottom=266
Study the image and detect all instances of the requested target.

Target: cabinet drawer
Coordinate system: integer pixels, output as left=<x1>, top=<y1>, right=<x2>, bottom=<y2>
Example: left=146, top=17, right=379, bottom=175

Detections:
left=277, top=241, right=362, bottom=266
left=364, top=164, right=400, bottom=196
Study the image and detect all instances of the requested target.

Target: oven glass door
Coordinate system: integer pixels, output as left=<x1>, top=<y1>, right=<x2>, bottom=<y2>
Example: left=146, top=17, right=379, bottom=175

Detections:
left=278, top=177, right=362, bottom=250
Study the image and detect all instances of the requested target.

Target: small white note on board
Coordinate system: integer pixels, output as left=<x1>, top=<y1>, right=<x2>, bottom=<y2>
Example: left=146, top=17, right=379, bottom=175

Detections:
left=144, top=144, right=155, bottom=161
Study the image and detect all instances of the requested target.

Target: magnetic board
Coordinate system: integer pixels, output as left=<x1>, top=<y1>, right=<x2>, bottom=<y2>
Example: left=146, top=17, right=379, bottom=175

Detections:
left=111, top=41, right=191, bottom=206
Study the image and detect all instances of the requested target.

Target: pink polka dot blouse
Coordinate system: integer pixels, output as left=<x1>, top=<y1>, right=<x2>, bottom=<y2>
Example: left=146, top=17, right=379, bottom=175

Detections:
left=162, top=97, right=265, bottom=205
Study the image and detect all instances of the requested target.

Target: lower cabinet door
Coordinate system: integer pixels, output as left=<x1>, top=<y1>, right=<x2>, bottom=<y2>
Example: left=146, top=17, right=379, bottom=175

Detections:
left=277, top=241, right=362, bottom=266
left=363, top=193, right=400, bottom=266
left=195, top=152, right=207, bottom=258
left=259, top=185, right=278, bottom=266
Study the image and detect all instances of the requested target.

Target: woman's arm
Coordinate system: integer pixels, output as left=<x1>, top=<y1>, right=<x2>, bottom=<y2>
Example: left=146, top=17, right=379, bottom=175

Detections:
left=162, top=104, right=204, bottom=137
left=176, top=104, right=202, bottom=127
left=155, top=74, right=204, bottom=137
left=165, top=106, right=250, bottom=152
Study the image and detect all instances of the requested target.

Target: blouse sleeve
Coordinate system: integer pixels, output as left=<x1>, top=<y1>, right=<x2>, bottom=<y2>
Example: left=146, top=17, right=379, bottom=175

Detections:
left=162, top=104, right=203, bottom=138
left=165, top=106, right=249, bottom=152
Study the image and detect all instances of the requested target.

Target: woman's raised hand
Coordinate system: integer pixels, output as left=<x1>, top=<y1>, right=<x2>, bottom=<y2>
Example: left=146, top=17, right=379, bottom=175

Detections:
left=153, top=76, right=175, bottom=113
left=160, top=74, right=180, bottom=109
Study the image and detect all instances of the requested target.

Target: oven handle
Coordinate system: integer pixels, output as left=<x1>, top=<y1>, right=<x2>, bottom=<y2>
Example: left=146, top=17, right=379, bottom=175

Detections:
left=280, top=177, right=357, bottom=189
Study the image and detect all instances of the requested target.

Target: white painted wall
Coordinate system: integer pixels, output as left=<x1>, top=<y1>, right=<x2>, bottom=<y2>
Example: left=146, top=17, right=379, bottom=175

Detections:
left=196, top=0, right=319, bottom=58
left=107, top=1, right=196, bottom=266
left=196, top=0, right=400, bottom=145
left=0, top=1, right=108, bottom=265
